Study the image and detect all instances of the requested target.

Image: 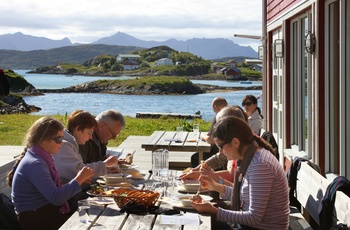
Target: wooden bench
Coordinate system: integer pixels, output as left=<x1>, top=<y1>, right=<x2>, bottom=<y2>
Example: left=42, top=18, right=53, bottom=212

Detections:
left=0, top=159, right=16, bottom=197
left=289, top=161, right=350, bottom=229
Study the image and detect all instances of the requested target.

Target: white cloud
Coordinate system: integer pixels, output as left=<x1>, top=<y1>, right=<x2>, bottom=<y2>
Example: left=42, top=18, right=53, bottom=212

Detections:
left=0, top=0, right=262, bottom=50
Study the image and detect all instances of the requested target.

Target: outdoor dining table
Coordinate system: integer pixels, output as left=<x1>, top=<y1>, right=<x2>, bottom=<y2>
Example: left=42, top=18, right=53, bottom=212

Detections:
left=141, top=131, right=211, bottom=167
left=60, top=170, right=211, bottom=230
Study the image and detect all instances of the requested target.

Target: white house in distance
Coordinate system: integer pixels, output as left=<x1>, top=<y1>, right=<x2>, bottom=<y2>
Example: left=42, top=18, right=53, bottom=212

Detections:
left=116, top=54, right=141, bottom=62
left=154, top=58, right=174, bottom=66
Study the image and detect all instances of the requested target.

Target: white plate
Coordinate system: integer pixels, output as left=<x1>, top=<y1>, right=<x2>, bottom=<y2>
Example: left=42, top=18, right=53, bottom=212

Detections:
left=86, top=188, right=117, bottom=197
left=100, top=174, right=132, bottom=183
left=119, top=164, right=139, bottom=170
left=175, top=194, right=213, bottom=202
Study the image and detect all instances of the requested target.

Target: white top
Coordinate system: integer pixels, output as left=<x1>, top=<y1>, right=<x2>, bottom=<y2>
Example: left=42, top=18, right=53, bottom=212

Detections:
left=248, top=109, right=263, bottom=135
left=53, top=130, right=107, bottom=184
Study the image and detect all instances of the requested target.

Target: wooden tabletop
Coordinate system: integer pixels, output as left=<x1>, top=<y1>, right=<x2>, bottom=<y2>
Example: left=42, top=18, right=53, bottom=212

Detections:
left=60, top=170, right=211, bottom=230
left=141, top=131, right=211, bottom=163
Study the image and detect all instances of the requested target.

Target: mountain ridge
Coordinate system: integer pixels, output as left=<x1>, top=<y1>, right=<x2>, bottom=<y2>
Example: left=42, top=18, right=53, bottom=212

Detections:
left=0, top=31, right=257, bottom=60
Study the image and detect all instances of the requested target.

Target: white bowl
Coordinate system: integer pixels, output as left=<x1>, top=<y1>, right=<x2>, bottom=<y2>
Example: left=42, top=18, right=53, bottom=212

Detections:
left=182, top=180, right=200, bottom=191
left=176, top=194, right=213, bottom=207
left=103, top=173, right=124, bottom=184
left=177, top=195, right=193, bottom=207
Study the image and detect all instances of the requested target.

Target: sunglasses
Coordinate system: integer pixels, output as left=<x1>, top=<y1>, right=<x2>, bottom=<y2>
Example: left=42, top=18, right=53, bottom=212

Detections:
left=242, top=102, right=252, bottom=107
left=217, top=139, right=232, bottom=149
left=52, top=136, right=64, bottom=144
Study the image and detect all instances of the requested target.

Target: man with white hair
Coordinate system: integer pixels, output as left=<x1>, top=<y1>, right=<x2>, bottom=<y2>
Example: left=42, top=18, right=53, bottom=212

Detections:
left=79, top=109, right=125, bottom=163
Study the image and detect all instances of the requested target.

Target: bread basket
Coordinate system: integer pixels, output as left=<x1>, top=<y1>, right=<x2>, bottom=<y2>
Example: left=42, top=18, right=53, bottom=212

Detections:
left=112, top=188, right=160, bottom=208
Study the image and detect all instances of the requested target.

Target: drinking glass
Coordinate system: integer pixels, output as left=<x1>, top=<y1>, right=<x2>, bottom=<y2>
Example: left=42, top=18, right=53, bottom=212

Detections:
left=78, top=200, right=90, bottom=223
left=144, top=181, right=156, bottom=191
left=193, top=123, right=200, bottom=134
left=176, top=126, right=183, bottom=134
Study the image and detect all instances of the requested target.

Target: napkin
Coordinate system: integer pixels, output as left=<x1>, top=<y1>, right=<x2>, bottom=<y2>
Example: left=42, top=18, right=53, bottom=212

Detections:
left=87, top=197, right=115, bottom=205
left=160, top=213, right=200, bottom=225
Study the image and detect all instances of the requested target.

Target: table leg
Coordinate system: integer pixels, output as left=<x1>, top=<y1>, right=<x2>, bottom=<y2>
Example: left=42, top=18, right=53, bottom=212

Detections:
left=198, top=150, right=203, bottom=163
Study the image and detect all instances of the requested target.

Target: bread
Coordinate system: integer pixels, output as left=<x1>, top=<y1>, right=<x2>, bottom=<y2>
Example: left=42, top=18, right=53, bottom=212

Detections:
left=125, top=153, right=133, bottom=164
left=112, top=188, right=160, bottom=208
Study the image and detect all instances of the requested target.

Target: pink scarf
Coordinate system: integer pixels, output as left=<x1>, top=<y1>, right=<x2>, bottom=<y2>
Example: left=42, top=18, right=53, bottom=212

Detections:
left=31, top=145, right=70, bottom=214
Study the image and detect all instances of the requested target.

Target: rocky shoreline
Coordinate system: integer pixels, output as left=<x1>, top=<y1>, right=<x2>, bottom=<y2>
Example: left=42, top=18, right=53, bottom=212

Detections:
left=37, top=82, right=261, bottom=95
left=1, top=73, right=262, bottom=114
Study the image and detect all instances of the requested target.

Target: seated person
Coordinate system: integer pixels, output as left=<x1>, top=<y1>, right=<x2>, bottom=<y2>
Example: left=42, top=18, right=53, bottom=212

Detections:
left=79, top=109, right=126, bottom=163
left=242, top=94, right=263, bottom=135
left=53, top=110, right=119, bottom=186
left=191, top=97, right=228, bottom=168
left=180, top=105, right=248, bottom=185
left=7, top=116, right=94, bottom=230
left=191, top=117, right=289, bottom=229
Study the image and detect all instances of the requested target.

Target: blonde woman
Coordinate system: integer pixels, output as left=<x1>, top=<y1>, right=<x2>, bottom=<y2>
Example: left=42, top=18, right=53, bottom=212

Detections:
left=7, top=117, right=94, bottom=230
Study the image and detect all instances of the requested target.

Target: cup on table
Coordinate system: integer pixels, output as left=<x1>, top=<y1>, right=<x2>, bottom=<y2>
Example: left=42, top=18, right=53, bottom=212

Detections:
left=144, top=181, right=156, bottom=191
left=78, top=199, right=90, bottom=223
left=176, top=126, right=183, bottom=134
left=193, top=123, right=200, bottom=134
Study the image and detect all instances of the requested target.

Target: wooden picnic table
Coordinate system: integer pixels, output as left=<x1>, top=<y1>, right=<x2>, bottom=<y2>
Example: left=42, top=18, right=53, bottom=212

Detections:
left=60, top=170, right=211, bottom=230
left=141, top=131, right=211, bottom=167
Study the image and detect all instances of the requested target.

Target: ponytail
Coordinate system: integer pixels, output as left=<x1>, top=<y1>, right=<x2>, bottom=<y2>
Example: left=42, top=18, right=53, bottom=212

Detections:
left=7, top=147, right=27, bottom=187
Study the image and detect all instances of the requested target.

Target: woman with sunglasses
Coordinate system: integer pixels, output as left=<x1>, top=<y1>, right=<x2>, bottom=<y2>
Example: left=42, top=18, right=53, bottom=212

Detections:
left=7, top=116, right=94, bottom=230
left=241, top=94, right=263, bottom=135
left=191, top=116, right=289, bottom=230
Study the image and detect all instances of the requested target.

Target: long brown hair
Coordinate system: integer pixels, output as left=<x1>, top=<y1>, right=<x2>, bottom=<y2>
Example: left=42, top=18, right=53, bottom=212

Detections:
left=213, top=116, right=275, bottom=155
left=7, top=117, right=64, bottom=187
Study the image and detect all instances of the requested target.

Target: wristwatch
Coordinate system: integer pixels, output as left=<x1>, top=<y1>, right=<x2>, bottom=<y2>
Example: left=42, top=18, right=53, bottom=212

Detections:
left=218, top=178, right=224, bottom=185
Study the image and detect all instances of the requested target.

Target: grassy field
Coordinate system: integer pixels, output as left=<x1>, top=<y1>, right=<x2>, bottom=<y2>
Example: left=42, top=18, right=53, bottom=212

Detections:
left=0, top=114, right=211, bottom=146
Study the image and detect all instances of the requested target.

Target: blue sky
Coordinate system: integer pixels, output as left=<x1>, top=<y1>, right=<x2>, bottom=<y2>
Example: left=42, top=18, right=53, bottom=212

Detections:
left=0, top=0, right=262, bottom=50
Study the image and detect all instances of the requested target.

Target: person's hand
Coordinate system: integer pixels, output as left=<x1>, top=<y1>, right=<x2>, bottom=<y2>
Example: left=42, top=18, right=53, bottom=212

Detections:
left=199, top=174, right=218, bottom=191
left=200, top=166, right=220, bottom=182
left=107, top=165, right=121, bottom=173
left=83, top=177, right=92, bottom=184
left=75, top=166, right=94, bottom=185
left=190, top=200, right=218, bottom=215
left=118, top=158, right=128, bottom=165
left=179, top=170, right=200, bottom=180
left=103, top=155, right=118, bottom=168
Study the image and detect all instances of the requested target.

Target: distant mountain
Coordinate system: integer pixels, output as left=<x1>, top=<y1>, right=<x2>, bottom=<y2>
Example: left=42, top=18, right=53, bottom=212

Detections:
left=0, top=31, right=257, bottom=60
left=0, top=32, right=72, bottom=51
left=93, top=32, right=257, bottom=59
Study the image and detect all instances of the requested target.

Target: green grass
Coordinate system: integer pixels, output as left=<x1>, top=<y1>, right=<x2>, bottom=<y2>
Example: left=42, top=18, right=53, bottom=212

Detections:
left=0, top=114, right=211, bottom=146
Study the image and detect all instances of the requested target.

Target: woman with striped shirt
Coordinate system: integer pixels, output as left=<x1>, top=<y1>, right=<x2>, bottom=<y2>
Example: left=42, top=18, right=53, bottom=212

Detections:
left=191, top=116, right=289, bottom=229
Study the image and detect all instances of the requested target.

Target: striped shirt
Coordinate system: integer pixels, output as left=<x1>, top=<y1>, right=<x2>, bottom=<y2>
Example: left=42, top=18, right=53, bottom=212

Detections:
left=217, top=148, right=290, bottom=229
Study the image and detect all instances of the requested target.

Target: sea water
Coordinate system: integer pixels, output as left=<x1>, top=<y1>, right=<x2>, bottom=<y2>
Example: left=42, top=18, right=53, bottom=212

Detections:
left=17, top=70, right=262, bottom=121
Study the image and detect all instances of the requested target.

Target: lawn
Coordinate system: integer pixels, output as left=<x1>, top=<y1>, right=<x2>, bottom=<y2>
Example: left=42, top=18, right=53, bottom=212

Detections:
left=0, top=114, right=211, bottom=146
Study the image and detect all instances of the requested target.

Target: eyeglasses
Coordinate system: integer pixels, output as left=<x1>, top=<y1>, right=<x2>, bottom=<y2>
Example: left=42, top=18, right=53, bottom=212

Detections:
left=242, top=102, right=252, bottom=107
left=104, top=122, right=118, bottom=139
left=52, top=136, right=64, bottom=144
left=217, top=139, right=232, bottom=150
